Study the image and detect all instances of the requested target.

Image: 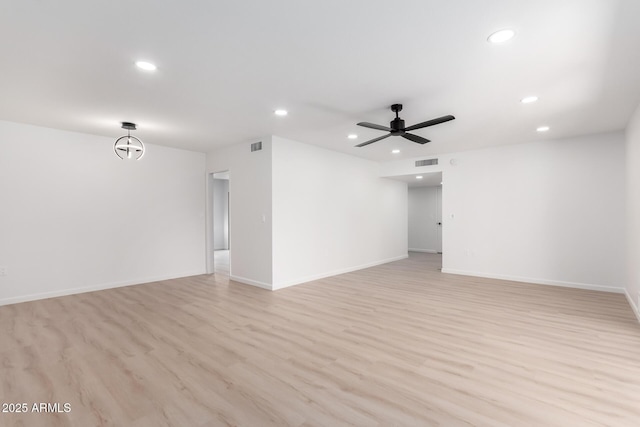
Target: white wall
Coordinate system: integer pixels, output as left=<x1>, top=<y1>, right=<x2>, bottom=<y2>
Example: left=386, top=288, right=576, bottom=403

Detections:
left=408, top=186, right=442, bottom=253
left=0, top=121, right=206, bottom=306
left=271, top=136, right=407, bottom=289
left=206, top=138, right=272, bottom=288
left=626, top=104, right=640, bottom=320
left=212, top=178, right=229, bottom=250
left=381, top=132, right=626, bottom=293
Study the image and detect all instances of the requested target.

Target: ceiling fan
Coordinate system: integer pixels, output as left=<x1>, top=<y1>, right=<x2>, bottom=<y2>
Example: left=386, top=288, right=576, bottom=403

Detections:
left=355, top=104, right=455, bottom=147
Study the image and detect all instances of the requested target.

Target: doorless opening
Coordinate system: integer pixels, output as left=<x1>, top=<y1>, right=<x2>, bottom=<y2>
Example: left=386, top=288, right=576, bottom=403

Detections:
left=212, top=171, right=230, bottom=275
left=407, top=172, right=443, bottom=270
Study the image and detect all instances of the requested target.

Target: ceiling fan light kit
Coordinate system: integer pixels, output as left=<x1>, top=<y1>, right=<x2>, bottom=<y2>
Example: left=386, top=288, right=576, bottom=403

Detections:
left=355, top=104, right=455, bottom=147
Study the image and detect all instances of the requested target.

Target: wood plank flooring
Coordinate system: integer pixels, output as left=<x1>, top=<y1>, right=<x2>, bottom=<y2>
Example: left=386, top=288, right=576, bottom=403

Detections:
left=1, top=253, right=639, bottom=426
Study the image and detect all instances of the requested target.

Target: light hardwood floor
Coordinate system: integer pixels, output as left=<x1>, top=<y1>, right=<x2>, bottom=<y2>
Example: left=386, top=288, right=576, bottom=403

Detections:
left=1, top=253, right=639, bottom=426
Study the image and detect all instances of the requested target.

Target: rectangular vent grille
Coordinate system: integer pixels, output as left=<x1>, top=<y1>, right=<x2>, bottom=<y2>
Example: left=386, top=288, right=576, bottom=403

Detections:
left=251, top=141, right=262, bottom=152
left=415, top=158, right=438, bottom=167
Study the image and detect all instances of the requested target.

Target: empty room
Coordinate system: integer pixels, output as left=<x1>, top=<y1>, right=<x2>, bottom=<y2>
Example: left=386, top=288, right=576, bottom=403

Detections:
left=1, top=1, right=640, bottom=426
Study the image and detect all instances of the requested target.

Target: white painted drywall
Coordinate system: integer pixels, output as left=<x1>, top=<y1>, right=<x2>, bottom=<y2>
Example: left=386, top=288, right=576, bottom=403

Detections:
left=213, top=178, right=229, bottom=250
left=408, top=186, right=442, bottom=253
left=206, top=138, right=272, bottom=288
left=271, top=136, right=407, bottom=289
left=626, top=104, right=640, bottom=319
left=0, top=121, right=206, bottom=306
left=381, top=132, right=626, bottom=292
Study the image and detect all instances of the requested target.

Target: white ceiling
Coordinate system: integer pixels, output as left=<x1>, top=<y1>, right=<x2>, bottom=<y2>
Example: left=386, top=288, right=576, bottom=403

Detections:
left=2, top=0, right=640, bottom=161
left=387, top=172, right=442, bottom=188
left=213, top=171, right=229, bottom=180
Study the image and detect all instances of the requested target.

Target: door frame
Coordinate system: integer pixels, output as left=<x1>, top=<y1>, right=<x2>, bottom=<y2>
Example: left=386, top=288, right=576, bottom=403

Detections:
left=207, top=170, right=231, bottom=274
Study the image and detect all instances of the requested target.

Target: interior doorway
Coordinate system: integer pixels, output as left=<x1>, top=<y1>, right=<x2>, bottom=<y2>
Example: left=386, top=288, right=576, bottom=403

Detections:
left=388, top=171, right=443, bottom=271
left=212, top=171, right=230, bottom=275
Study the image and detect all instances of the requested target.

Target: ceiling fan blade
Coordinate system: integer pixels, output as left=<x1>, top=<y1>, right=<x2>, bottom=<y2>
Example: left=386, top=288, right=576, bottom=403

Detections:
left=401, top=133, right=431, bottom=144
left=404, top=115, right=455, bottom=132
left=357, top=122, right=392, bottom=132
left=355, top=133, right=391, bottom=147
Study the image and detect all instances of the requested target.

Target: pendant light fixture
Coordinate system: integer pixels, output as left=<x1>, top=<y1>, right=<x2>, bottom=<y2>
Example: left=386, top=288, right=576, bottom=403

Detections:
left=114, top=122, right=145, bottom=160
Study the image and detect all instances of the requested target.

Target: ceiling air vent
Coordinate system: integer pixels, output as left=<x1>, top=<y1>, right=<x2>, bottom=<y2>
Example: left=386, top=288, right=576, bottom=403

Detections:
left=250, top=141, right=262, bottom=152
left=415, top=158, right=438, bottom=167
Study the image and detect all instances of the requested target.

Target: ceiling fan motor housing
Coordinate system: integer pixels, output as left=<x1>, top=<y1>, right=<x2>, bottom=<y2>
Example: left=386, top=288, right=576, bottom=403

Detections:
left=390, top=118, right=405, bottom=133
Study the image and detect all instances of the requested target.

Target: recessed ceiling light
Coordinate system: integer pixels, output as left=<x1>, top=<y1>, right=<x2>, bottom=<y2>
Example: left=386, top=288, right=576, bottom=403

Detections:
left=440, top=181, right=443, bottom=185
left=347, top=134, right=358, bottom=139
left=521, top=96, right=539, bottom=104
left=487, top=29, right=515, bottom=44
left=391, top=149, right=400, bottom=154
left=416, top=176, right=423, bottom=180
left=135, top=61, right=157, bottom=71
left=536, top=126, right=550, bottom=132
left=274, top=109, right=288, bottom=116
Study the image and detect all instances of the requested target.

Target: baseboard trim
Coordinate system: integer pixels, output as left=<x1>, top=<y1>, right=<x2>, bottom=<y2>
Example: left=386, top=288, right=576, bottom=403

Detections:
left=624, top=289, right=640, bottom=323
left=229, top=275, right=272, bottom=290
left=441, top=268, right=625, bottom=294
left=272, top=254, right=409, bottom=291
left=408, top=248, right=439, bottom=254
left=0, top=269, right=207, bottom=307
